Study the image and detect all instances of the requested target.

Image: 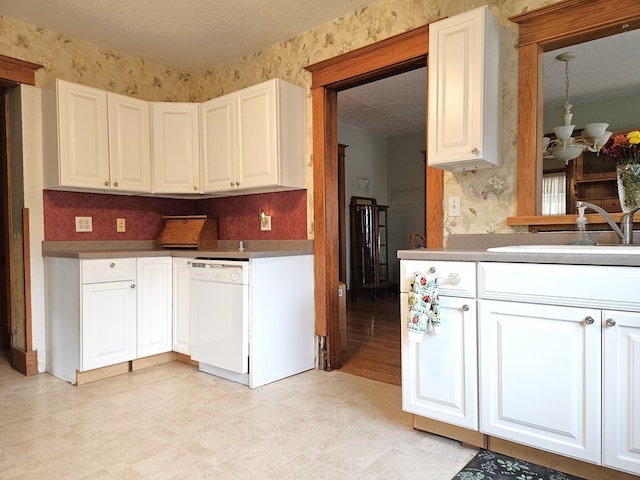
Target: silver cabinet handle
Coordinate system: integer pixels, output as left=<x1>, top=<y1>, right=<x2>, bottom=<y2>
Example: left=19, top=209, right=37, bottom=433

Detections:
left=471, top=148, right=479, bottom=155
left=462, top=304, right=469, bottom=312
left=605, top=318, right=616, bottom=327
left=110, top=262, right=115, bottom=268
left=230, top=182, right=234, bottom=187
left=447, top=273, right=461, bottom=285
left=193, top=186, right=198, bottom=191
left=235, top=181, right=240, bottom=186
left=130, top=284, right=136, bottom=289
left=104, top=181, right=109, bottom=187
left=584, top=316, right=595, bottom=325
left=113, top=181, right=118, bottom=187
left=429, top=266, right=436, bottom=274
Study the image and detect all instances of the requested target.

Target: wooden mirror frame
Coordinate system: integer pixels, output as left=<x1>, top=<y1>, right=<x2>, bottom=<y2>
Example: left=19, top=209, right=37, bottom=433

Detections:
left=510, top=0, right=640, bottom=221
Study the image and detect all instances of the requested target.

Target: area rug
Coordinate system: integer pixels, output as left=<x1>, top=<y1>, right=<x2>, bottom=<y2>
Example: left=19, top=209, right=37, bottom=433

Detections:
left=452, top=449, right=585, bottom=480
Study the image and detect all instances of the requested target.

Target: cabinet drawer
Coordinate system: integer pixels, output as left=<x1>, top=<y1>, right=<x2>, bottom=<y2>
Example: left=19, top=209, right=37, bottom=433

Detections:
left=478, top=262, right=640, bottom=311
left=401, top=260, right=476, bottom=297
left=82, top=258, right=137, bottom=284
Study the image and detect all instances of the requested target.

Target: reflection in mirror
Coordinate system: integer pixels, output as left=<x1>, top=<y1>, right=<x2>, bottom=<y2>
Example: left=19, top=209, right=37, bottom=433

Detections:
left=541, top=29, right=640, bottom=215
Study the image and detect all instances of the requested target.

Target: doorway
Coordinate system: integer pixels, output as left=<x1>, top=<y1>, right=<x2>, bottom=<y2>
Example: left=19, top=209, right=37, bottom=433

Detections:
left=336, top=69, right=426, bottom=385
left=306, top=24, right=443, bottom=371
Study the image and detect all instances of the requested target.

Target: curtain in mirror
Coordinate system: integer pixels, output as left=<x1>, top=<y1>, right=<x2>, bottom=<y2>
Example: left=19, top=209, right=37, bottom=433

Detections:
left=542, top=172, right=566, bottom=215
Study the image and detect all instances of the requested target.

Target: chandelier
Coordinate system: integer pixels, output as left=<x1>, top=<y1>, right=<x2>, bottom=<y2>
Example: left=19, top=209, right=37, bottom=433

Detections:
left=542, top=52, right=612, bottom=162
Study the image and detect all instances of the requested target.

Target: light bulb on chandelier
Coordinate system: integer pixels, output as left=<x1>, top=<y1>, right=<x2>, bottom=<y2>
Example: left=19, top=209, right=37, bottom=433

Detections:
left=542, top=52, right=612, bottom=163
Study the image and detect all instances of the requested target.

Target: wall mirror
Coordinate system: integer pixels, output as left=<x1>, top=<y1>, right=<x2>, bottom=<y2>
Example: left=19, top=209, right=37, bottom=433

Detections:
left=510, top=0, right=640, bottom=220
left=541, top=29, right=640, bottom=215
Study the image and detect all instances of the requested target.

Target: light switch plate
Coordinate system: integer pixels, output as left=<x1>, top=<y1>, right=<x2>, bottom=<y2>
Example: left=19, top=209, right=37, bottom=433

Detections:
left=448, top=196, right=461, bottom=217
left=116, top=218, right=126, bottom=232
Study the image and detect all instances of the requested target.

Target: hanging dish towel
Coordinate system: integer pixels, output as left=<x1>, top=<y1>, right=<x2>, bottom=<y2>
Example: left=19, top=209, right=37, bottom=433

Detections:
left=407, top=272, right=440, bottom=342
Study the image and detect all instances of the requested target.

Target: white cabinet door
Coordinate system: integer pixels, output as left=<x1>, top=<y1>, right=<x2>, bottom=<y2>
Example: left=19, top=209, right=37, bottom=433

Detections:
left=201, top=95, right=236, bottom=193
left=172, top=257, right=192, bottom=355
left=137, top=257, right=172, bottom=358
left=151, top=102, right=200, bottom=194
left=401, top=294, right=478, bottom=430
left=107, top=93, right=152, bottom=193
left=46, top=79, right=110, bottom=189
left=427, top=6, right=502, bottom=171
left=479, top=299, right=601, bottom=463
left=235, top=79, right=306, bottom=192
left=81, top=280, right=137, bottom=371
left=603, top=310, right=640, bottom=475
left=235, top=81, right=278, bottom=189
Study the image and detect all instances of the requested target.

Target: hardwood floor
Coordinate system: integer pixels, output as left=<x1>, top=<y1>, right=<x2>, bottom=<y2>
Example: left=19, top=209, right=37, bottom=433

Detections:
left=339, top=292, right=402, bottom=386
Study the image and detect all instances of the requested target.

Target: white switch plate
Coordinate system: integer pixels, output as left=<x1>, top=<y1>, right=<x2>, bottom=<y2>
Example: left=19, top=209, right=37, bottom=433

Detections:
left=75, top=216, right=93, bottom=232
left=260, top=216, right=272, bottom=231
left=448, top=196, right=461, bottom=217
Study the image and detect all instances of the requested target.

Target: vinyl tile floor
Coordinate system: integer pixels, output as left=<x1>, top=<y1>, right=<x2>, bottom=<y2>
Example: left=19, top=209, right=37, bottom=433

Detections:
left=0, top=358, right=477, bottom=480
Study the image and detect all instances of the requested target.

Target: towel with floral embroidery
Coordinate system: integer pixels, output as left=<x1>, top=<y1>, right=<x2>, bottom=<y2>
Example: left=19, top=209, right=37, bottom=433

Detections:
left=407, top=272, right=440, bottom=342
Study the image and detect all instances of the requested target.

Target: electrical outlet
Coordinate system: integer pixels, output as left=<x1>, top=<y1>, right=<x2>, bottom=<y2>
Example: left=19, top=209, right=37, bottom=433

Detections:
left=75, top=216, right=93, bottom=232
left=448, top=196, right=461, bottom=217
left=116, top=218, right=126, bottom=232
left=260, top=215, right=272, bottom=231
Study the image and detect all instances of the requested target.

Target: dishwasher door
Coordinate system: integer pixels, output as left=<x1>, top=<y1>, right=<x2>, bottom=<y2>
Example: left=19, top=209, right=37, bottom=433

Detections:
left=190, top=261, right=249, bottom=375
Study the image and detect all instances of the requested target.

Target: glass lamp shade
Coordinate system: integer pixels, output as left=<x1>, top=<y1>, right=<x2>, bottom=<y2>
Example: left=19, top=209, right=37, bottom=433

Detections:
left=551, top=143, right=583, bottom=162
left=553, top=125, right=575, bottom=141
left=585, top=123, right=609, bottom=139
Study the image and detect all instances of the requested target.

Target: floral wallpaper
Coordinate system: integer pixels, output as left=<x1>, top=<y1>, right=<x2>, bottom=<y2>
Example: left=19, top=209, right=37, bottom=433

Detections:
left=0, top=0, right=561, bottom=240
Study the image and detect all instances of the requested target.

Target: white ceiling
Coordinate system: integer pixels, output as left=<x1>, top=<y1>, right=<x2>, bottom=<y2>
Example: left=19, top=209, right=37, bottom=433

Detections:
left=0, top=0, right=377, bottom=73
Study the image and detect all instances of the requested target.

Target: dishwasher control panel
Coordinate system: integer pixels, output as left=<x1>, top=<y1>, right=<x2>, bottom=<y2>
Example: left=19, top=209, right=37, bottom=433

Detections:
left=191, top=259, right=249, bottom=285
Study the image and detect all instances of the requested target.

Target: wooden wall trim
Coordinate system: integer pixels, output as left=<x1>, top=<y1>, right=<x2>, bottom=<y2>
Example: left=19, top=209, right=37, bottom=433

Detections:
left=306, top=26, right=429, bottom=89
left=0, top=54, right=42, bottom=86
left=306, top=24, right=442, bottom=369
left=11, top=347, right=37, bottom=376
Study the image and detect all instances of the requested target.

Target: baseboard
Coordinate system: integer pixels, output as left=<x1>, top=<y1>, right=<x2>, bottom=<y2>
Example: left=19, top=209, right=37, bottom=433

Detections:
left=413, top=415, right=487, bottom=449
left=175, top=352, right=198, bottom=366
left=131, top=351, right=177, bottom=370
left=488, top=437, right=638, bottom=480
left=11, top=347, right=38, bottom=376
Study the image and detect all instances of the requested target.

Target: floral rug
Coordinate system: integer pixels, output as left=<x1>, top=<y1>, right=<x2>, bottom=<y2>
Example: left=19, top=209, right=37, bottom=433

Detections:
left=452, top=449, right=585, bottom=480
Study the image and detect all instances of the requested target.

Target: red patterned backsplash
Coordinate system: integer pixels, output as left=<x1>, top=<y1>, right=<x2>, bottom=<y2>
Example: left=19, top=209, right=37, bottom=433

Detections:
left=43, top=189, right=307, bottom=241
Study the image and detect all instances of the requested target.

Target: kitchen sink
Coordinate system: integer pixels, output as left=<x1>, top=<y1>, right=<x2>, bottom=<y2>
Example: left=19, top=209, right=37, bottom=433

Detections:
left=486, top=244, right=640, bottom=254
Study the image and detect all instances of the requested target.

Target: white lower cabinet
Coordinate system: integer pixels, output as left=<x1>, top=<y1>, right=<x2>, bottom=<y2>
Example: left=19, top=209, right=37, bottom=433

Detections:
left=82, top=279, right=137, bottom=371
left=603, top=310, right=640, bottom=474
left=172, top=257, right=193, bottom=355
left=137, top=257, right=172, bottom=358
left=400, top=260, right=478, bottom=430
left=478, top=262, right=640, bottom=475
left=478, top=299, right=601, bottom=463
left=46, top=256, right=173, bottom=384
left=402, top=295, right=478, bottom=429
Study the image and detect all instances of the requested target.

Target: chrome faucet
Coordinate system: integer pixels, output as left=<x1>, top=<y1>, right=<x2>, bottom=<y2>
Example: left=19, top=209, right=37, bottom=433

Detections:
left=577, top=201, right=640, bottom=244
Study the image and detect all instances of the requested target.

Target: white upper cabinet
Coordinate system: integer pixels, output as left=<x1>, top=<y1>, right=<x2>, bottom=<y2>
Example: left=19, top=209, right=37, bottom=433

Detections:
left=201, top=95, right=236, bottom=192
left=201, top=79, right=306, bottom=194
left=427, top=6, right=503, bottom=171
left=107, top=93, right=152, bottom=192
left=43, top=79, right=110, bottom=190
left=151, top=102, right=201, bottom=194
left=43, top=79, right=152, bottom=193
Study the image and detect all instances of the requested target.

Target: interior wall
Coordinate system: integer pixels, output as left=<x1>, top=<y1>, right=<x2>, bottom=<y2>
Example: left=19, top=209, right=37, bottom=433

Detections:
left=543, top=92, right=640, bottom=134
left=338, top=121, right=388, bottom=289
left=387, top=132, right=426, bottom=287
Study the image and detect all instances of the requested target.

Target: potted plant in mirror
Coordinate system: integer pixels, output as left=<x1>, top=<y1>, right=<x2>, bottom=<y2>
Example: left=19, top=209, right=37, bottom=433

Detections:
left=602, top=130, right=640, bottom=212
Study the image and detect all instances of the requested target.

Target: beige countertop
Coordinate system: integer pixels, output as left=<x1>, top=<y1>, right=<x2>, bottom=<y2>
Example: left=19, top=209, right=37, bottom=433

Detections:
left=397, top=247, right=640, bottom=267
left=42, top=239, right=313, bottom=260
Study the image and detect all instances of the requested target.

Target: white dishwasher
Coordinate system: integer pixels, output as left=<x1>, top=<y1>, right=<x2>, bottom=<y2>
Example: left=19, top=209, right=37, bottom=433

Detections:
left=190, top=258, right=250, bottom=385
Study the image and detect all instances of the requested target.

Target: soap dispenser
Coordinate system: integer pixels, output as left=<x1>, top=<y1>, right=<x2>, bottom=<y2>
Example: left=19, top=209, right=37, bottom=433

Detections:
left=572, top=205, right=593, bottom=245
